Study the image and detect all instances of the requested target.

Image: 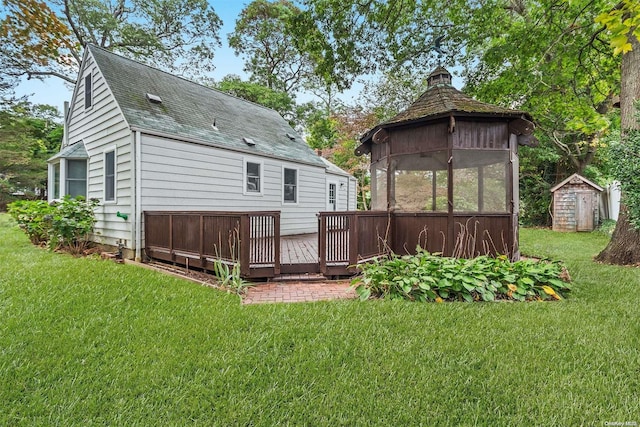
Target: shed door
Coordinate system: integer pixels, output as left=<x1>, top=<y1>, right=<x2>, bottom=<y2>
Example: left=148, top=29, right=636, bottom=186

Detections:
left=576, top=192, right=593, bottom=231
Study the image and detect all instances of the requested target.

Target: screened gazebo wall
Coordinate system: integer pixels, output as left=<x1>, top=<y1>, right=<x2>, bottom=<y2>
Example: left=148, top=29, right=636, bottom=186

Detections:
left=367, top=118, right=520, bottom=259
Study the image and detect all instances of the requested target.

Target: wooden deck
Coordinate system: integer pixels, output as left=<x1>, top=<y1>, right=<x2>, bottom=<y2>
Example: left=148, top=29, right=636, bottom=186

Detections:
left=144, top=210, right=516, bottom=280
left=281, top=233, right=318, bottom=264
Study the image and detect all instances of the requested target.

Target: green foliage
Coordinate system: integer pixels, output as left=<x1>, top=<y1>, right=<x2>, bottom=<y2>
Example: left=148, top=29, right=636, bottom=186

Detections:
left=0, top=102, right=62, bottom=201
left=212, top=259, right=250, bottom=295
left=8, top=196, right=98, bottom=253
left=6, top=199, right=55, bottom=244
left=353, top=250, right=570, bottom=303
left=304, top=109, right=338, bottom=149
left=229, top=0, right=312, bottom=93
left=1, top=0, right=222, bottom=86
left=610, top=129, right=640, bottom=229
left=214, top=75, right=297, bottom=123
left=597, top=219, right=617, bottom=236
left=48, top=196, right=100, bottom=254
left=595, top=0, right=640, bottom=55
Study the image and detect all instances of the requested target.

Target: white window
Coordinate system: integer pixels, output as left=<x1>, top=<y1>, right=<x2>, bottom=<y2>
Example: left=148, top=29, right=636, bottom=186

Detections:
left=66, top=160, right=87, bottom=198
left=84, top=73, right=92, bottom=109
left=104, top=148, right=116, bottom=202
left=244, top=159, right=263, bottom=195
left=52, top=162, right=61, bottom=199
left=283, top=167, right=297, bottom=203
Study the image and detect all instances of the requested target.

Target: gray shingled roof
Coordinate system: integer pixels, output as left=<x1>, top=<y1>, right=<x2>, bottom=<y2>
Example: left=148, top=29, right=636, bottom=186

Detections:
left=384, top=67, right=531, bottom=126
left=360, top=67, right=532, bottom=147
left=48, top=141, right=88, bottom=161
left=87, top=45, right=324, bottom=167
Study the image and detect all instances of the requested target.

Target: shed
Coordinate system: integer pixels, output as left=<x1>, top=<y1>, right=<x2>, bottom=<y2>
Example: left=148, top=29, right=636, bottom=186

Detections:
left=550, top=173, right=603, bottom=232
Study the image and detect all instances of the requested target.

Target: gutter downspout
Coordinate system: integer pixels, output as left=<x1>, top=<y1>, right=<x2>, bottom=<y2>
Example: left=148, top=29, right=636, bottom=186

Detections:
left=135, top=130, right=142, bottom=262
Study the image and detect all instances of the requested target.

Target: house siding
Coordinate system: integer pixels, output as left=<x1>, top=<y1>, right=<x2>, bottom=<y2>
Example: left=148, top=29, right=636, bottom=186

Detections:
left=139, top=134, right=326, bottom=235
left=66, top=52, right=133, bottom=248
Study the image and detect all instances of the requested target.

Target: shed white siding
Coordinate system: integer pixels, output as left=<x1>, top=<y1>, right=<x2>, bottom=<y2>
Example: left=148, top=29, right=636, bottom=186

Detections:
left=65, top=52, right=133, bottom=248
left=139, top=134, right=326, bottom=235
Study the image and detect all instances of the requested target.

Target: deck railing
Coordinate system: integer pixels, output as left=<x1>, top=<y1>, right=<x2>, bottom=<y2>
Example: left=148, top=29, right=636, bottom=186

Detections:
left=144, top=211, right=280, bottom=278
left=318, top=211, right=391, bottom=275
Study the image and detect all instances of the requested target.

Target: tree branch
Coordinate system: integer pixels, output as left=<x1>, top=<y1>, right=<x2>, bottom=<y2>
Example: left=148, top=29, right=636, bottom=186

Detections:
left=28, top=70, right=77, bottom=84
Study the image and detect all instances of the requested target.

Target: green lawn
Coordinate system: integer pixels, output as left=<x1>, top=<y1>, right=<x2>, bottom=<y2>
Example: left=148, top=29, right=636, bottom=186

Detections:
left=1, top=215, right=638, bottom=426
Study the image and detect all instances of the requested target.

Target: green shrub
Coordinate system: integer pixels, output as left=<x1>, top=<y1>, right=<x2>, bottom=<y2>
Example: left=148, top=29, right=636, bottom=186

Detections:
left=352, top=249, right=571, bottom=302
left=8, top=196, right=99, bottom=253
left=610, top=128, right=640, bottom=230
left=7, top=199, right=55, bottom=244
left=597, top=219, right=617, bottom=236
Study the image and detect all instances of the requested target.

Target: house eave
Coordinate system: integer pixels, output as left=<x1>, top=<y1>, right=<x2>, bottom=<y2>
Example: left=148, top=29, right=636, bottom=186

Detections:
left=130, top=126, right=326, bottom=169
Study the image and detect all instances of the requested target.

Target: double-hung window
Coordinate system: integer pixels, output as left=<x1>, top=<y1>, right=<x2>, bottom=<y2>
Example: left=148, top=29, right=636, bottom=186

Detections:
left=66, top=159, right=87, bottom=198
left=244, top=160, right=262, bottom=195
left=283, top=167, right=297, bottom=203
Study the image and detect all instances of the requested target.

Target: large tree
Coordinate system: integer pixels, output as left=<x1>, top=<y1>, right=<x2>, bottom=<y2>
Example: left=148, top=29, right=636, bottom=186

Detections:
left=0, top=103, right=62, bottom=204
left=0, top=0, right=221, bottom=86
left=595, top=0, right=640, bottom=265
left=228, top=0, right=314, bottom=94
left=212, top=74, right=298, bottom=125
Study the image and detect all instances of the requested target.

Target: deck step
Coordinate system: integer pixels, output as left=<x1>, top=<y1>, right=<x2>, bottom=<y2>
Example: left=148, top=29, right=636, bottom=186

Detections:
left=270, top=273, right=328, bottom=282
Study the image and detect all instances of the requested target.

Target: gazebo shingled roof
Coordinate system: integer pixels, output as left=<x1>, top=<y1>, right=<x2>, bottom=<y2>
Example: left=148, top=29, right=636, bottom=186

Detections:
left=358, top=67, right=534, bottom=151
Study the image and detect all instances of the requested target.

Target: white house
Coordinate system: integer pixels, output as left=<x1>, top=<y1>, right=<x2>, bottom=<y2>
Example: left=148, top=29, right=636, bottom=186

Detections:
left=48, top=45, right=356, bottom=260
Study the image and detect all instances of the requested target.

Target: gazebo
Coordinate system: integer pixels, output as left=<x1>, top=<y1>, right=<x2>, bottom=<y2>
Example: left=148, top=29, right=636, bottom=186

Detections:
left=355, top=66, right=537, bottom=260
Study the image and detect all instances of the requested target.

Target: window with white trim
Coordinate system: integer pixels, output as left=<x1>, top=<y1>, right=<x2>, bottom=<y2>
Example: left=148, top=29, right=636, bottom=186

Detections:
left=283, top=167, right=297, bottom=203
left=84, top=73, right=92, bottom=109
left=52, top=162, right=61, bottom=199
left=66, top=159, right=87, bottom=198
left=245, top=161, right=262, bottom=194
left=104, top=149, right=116, bottom=201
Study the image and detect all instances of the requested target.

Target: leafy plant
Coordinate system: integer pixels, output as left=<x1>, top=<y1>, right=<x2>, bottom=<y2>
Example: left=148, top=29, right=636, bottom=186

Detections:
left=48, top=196, right=99, bottom=254
left=211, top=259, right=249, bottom=295
left=211, top=227, right=251, bottom=295
left=8, top=196, right=98, bottom=253
left=610, top=128, right=640, bottom=230
left=352, top=249, right=571, bottom=303
left=7, top=199, right=55, bottom=244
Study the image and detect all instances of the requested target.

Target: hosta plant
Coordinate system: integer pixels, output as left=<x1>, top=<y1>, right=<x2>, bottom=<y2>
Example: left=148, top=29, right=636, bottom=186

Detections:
left=352, top=249, right=571, bottom=303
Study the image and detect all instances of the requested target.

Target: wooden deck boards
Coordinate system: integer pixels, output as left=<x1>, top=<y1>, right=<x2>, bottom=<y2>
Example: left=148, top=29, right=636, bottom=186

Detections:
left=280, top=233, right=318, bottom=264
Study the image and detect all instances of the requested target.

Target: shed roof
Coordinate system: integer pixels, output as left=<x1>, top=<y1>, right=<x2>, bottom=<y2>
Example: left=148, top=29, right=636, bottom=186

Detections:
left=550, top=173, right=604, bottom=193
left=86, top=45, right=324, bottom=167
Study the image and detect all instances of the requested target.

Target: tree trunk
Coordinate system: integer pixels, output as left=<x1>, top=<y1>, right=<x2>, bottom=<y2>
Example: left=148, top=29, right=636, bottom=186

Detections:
left=595, top=207, right=640, bottom=265
left=596, top=33, right=640, bottom=265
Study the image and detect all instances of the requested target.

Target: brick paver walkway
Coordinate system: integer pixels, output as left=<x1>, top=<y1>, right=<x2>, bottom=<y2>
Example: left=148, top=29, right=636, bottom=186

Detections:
left=242, top=280, right=356, bottom=305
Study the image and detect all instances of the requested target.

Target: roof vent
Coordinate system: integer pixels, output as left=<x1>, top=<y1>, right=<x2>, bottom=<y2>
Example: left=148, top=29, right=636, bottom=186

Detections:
left=286, top=133, right=296, bottom=140
left=211, top=118, right=218, bottom=131
left=146, top=93, right=162, bottom=104
left=243, top=137, right=256, bottom=146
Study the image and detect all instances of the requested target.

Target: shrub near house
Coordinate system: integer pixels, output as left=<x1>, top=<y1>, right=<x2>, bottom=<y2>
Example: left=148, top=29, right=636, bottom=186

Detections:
left=8, top=196, right=99, bottom=254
